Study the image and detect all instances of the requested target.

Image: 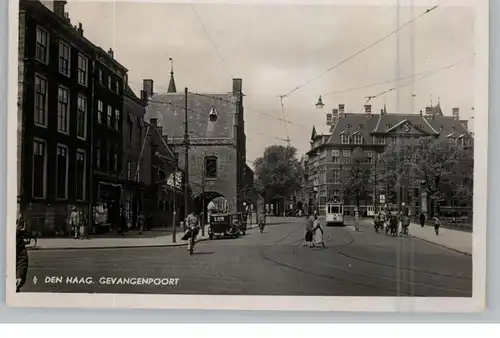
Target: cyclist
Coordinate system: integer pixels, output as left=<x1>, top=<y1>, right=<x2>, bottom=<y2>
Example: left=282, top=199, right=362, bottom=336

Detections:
left=184, top=211, right=200, bottom=252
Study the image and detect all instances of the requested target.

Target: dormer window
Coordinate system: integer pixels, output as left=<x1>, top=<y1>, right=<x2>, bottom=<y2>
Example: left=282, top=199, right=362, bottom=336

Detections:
left=353, top=134, right=363, bottom=144
left=359, top=124, right=364, bottom=129
left=209, top=105, right=218, bottom=122
left=386, top=124, right=392, bottom=129
left=340, top=134, right=349, bottom=144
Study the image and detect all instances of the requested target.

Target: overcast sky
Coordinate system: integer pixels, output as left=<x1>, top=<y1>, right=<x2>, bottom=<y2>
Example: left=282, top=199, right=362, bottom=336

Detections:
left=65, top=0, right=475, bottom=163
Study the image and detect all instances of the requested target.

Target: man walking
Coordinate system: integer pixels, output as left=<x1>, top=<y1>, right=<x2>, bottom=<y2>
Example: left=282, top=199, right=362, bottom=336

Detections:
left=419, top=212, right=426, bottom=227
left=304, top=214, right=314, bottom=247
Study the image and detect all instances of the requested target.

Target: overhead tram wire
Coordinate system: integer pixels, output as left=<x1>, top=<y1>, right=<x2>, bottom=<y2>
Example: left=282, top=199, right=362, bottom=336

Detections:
left=191, top=4, right=233, bottom=82
left=322, top=56, right=473, bottom=97
left=280, top=5, right=439, bottom=98
left=278, top=95, right=291, bottom=146
left=362, top=55, right=475, bottom=104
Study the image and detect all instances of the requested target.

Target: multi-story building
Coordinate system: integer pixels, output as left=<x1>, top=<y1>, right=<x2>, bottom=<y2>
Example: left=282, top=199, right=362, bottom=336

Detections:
left=91, top=47, right=127, bottom=226
left=17, top=0, right=94, bottom=235
left=144, top=73, right=249, bottom=217
left=306, top=102, right=473, bottom=217
left=120, top=83, right=148, bottom=227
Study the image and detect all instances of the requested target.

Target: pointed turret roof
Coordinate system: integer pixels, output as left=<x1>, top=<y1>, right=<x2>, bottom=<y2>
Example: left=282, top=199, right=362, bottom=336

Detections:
left=167, top=57, right=177, bottom=93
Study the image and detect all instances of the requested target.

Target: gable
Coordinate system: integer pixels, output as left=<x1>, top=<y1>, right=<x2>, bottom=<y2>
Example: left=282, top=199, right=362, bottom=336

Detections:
left=385, top=119, right=430, bottom=135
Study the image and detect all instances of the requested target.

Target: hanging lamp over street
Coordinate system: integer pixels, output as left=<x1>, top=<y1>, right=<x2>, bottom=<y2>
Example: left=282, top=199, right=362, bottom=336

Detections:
left=315, top=95, right=324, bottom=109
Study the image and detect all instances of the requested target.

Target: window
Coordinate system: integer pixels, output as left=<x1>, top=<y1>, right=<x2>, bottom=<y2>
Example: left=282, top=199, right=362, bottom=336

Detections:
left=367, top=150, right=373, bottom=164
left=34, top=75, right=48, bottom=126
left=108, top=76, right=112, bottom=90
left=448, top=137, right=456, bottom=147
left=391, top=136, right=398, bottom=143
left=333, top=189, right=341, bottom=198
left=116, top=80, right=120, bottom=94
left=107, top=105, right=113, bottom=127
left=97, top=100, right=104, bottom=124
left=343, top=149, right=350, bottom=157
left=77, top=53, right=88, bottom=86
left=56, top=145, right=68, bottom=199
left=332, top=170, right=340, bottom=184
left=58, top=41, right=70, bottom=76
left=359, top=124, right=364, bottom=129
left=35, top=27, right=49, bottom=63
left=115, top=109, right=120, bottom=130
left=386, top=124, right=392, bottom=129
left=353, top=134, right=363, bottom=144
left=76, top=150, right=86, bottom=200
left=332, top=150, right=340, bottom=163
left=32, top=139, right=46, bottom=198
left=96, top=143, right=101, bottom=168
left=462, top=138, right=471, bottom=147
left=377, top=136, right=386, bottom=144
left=127, top=161, right=132, bottom=180
left=57, top=86, right=69, bottom=134
left=127, top=115, right=133, bottom=144
left=114, top=152, right=119, bottom=172
left=205, top=156, right=218, bottom=178
left=107, top=142, right=112, bottom=171
left=341, top=134, right=349, bottom=144
left=77, top=96, right=87, bottom=139
left=98, top=69, right=103, bottom=84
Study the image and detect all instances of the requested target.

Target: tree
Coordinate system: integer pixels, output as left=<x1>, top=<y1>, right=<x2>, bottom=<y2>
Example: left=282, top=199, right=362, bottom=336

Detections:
left=253, top=145, right=303, bottom=203
left=375, top=136, right=473, bottom=215
left=341, top=147, right=372, bottom=208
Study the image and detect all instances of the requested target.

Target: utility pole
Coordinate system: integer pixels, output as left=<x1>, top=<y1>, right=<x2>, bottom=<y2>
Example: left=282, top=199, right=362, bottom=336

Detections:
left=201, top=155, right=205, bottom=236
left=373, top=151, right=377, bottom=212
left=184, top=87, right=190, bottom=222
left=172, top=139, right=177, bottom=243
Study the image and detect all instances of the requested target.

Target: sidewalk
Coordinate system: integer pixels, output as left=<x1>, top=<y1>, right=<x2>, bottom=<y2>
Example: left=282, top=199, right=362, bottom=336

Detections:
left=30, top=224, right=260, bottom=251
left=409, top=222, right=472, bottom=255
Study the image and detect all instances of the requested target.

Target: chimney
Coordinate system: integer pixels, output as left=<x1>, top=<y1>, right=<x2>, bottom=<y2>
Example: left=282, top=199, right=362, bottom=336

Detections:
left=53, top=1, right=67, bottom=18
left=64, top=12, right=70, bottom=22
left=157, top=126, right=163, bottom=136
left=108, top=48, right=114, bottom=58
left=326, top=113, right=332, bottom=125
left=140, top=90, right=148, bottom=101
left=338, top=104, right=345, bottom=115
left=332, top=108, right=338, bottom=117
left=143, top=79, right=154, bottom=97
left=232, top=78, right=243, bottom=96
left=150, top=118, right=158, bottom=127
left=452, top=107, right=460, bottom=120
left=364, top=104, right=372, bottom=114
left=77, top=22, right=83, bottom=36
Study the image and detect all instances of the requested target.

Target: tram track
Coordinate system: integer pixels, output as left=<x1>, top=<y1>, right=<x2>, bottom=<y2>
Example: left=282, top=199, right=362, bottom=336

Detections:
left=259, top=220, right=471, bottom=297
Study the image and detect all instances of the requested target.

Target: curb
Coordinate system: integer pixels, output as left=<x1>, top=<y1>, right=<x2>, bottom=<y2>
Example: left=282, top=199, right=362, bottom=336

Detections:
left=29, top=224, right=262, bottom=251
left=410, top=235, right=472, bottom=256
left=28, top=237, right=211, bottom=251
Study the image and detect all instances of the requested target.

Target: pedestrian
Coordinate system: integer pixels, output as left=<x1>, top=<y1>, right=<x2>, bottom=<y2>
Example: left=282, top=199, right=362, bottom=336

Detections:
left=16, top=214, right=28, bottom=292
left=78, top=211, right=87, bottom=240
left=304, top=214, right=314, bottom=248
left=69, top=206, right=80, bottom=239
left=434, top=214, right=442, bottom=235
left=419, top=212, right=426, bottom=227
left=137, top=213, right=144, bottom=234
left=354, top=210, right=360, bottom=231
left=118, top=207, right=126, bottom=236
left=313, top=215, right=326, bottom=248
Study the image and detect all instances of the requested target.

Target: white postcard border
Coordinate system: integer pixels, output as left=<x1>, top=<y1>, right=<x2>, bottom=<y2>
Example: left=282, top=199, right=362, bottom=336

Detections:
left=5, top=0, right=488, bottom=312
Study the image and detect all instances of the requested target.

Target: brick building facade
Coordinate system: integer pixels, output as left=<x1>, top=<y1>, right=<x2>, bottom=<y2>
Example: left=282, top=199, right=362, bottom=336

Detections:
left=18, top=0, right=94, bottom=235
left=305, top=103, right=473, bottom=217
left=144, top=76, right=249, bottom=217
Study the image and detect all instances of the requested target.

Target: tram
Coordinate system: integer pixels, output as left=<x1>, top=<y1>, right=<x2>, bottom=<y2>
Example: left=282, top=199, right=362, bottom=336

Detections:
left=325, top=201, right=344, bottom=226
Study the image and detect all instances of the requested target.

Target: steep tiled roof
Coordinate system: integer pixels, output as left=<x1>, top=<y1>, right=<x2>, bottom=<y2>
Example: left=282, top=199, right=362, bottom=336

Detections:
left=372, top=113, right=438, bottom=134
left=144, top=92, right=237, bottom=139
left=428, top=116, right=470, bottom=137
left=327, top=113, right=380, bottom=144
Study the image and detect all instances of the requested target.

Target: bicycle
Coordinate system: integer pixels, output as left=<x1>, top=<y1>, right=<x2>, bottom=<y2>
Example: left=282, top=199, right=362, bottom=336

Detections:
left=186, top=227, right=199, bottom=255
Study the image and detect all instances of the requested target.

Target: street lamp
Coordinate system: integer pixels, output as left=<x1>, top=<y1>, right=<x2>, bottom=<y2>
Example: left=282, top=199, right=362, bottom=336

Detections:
left=315, top=95, right=325, bottom=109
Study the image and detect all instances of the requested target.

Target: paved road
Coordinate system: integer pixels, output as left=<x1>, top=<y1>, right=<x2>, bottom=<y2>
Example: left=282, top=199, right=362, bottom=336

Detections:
left=20, top=217, right=472, bottom=297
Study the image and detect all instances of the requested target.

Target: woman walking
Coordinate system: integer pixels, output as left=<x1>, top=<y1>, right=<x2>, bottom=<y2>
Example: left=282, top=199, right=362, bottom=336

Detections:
left=313, top=215, right=326, bottom=248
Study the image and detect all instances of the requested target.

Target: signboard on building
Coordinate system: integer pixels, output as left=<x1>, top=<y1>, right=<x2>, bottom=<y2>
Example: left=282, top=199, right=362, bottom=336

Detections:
left=166, top=171, right=183, bottom=189
left=379, top=194, right=386, bottom=203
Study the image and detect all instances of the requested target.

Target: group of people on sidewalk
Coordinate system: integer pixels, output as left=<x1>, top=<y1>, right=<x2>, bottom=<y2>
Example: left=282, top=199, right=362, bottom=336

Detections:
left=372, top=209, right=443, bottom=236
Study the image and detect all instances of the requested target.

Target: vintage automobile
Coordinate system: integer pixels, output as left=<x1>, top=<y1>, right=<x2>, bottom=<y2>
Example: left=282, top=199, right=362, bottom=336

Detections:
left=208, top=213, right=240, bottom=240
